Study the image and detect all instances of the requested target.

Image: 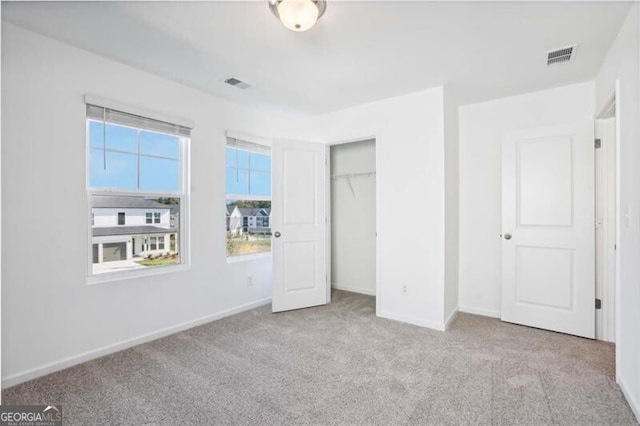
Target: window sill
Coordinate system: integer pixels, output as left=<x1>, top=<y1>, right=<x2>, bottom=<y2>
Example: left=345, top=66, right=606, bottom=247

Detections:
left=87, top=263, right=190, bottom=285
left=226, top=252, right=272, bottom=264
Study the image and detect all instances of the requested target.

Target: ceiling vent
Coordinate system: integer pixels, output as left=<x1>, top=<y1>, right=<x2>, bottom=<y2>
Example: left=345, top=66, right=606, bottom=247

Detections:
left=224, top=77, right=253, bottom=90
left=547, top=45, right=576, bottom=66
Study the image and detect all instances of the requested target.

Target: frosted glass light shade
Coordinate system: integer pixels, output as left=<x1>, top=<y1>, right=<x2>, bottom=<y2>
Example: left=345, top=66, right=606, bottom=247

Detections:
left=277, top=0, right=319, bottom=32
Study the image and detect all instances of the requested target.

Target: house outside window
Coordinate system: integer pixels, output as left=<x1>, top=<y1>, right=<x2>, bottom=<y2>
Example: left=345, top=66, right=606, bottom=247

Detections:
left=225, top=135, right=271, bottom=258
left=87, top=99, right=191, bottom=280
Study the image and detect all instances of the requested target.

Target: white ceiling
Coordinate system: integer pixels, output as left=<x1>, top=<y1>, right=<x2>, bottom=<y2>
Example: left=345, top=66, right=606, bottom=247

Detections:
left=2, top=1, right=632, bottom=116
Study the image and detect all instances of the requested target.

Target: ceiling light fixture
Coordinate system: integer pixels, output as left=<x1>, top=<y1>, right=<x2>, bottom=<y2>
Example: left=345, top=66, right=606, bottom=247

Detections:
left=269, top=0, right=327, bottom=32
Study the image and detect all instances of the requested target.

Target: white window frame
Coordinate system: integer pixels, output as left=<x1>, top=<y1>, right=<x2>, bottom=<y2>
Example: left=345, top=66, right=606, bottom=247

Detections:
left=86, top=99, right=191, bottom=284
left=225, top=132, right=272, bottom=261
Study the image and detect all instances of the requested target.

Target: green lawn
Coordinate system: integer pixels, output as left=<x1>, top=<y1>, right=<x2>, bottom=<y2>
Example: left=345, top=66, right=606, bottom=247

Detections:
left=227, top=237, right=271, bottom=257
left=135, top=255, right=180, bottom=268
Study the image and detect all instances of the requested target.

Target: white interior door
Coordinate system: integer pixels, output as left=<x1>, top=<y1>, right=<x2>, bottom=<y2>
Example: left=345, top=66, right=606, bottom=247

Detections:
left=501, top=121, right=595, bottom=338
left=272, top=139, right=329, bottom=312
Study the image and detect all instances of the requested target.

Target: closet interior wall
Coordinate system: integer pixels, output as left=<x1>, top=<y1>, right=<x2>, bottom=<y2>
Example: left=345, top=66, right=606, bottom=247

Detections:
left=330, top=139, right=376, bottom=296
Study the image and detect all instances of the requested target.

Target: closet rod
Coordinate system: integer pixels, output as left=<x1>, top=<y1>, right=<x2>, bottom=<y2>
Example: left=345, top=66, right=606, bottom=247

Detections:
left=331, top=171, right=376, bottom=179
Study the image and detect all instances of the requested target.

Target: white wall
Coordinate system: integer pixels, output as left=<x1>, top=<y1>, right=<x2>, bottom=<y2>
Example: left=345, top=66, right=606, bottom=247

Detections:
left=285, top=87, right=448, bottom=330
left=458, top=82, right=595, bottom=318
left=595, top=3, right=640, bottom=420
left=330, top=139, right=376, bottom=296
left=1, top=23, right=292, bottom=386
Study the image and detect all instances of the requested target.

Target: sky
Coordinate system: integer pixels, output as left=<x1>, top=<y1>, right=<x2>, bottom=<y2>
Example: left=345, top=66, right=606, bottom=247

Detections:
left=89, top=121, right=179, bottom=192
left=225, top=147, right=271, bottom=197
left=90, top=121, right=271, bottom=197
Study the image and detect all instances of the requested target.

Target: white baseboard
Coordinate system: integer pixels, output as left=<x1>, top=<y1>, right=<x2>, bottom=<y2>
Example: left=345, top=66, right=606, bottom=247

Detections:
left=618, top=375, right=640, bottom=423
left=2, top=297, right=272, bottom=388
left=459, top=305, right=501, bottom=319
left=331, top=283, right=376, bottom=296
left=378, top=310, right=445, bottom=331
left=445, top=308, right=459, bottom=330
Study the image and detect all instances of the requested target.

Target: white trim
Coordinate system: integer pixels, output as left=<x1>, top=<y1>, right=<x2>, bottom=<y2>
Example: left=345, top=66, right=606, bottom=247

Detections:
left=618, top=376, right=640, bottom=423
left=84, top=94, right=194, bottom=129
left=594, top=116, right=617, bottom=342
left=614, top=80, right=621, bottom=375
left=327, top=135, right=377, bottom=146
left=445, top=308, right=459, bottom=330
left=326, top=143, right=332, bottom=304
left=1, top=297, right=272, bottom=388
left=225, top=194, right=271, bottom=202
left=331, top=283, right=376, bottom=296
left=458, top=305, right=501, bottom=319
left=225, top=130, right=272, bottom=147
left=87, top=263, right=191, bottom=285
left=375, top=136, right=382, bottom=322
left=378, top=310, right=446, bottom=331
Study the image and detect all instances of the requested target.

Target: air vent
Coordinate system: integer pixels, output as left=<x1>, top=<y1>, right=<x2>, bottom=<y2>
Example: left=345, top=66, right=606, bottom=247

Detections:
left=224, top=77, right=253, bottom=90
left=547, top=45, right=576, bottom=66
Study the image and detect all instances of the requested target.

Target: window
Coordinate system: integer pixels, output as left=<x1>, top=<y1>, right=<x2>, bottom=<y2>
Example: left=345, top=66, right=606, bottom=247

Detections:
left=87, top=100, right=190, bottom=278
left=225, top=136, right=271, bottom=257
left=149, top=236, right=158, bottom=251
left=145, top=212, right=161, bottom=224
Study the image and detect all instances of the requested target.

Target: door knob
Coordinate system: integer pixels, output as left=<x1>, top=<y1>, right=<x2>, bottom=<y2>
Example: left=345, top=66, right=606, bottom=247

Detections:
left=504, top=233, right=512, bottom=240
left=274, top=231, right=281, bottom=238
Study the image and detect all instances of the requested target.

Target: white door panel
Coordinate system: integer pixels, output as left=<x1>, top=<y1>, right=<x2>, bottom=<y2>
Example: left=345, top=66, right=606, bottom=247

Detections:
left=272, top=139, right=329, bottom=312
left=502, top=122, right=595, bottom=338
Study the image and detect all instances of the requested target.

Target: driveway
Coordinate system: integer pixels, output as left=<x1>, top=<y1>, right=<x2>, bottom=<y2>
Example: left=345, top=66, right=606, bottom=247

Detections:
left=93, top=259, right=147, bottom=274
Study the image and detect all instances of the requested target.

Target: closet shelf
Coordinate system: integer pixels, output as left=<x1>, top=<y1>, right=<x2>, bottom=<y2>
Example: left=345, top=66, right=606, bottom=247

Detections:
left=331, top=171, right=376, bottom=179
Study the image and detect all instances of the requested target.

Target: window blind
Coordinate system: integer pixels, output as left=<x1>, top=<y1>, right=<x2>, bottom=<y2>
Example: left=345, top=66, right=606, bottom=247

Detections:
left=226, top=137, right=271, bottom=155
left=87, top=104, right=191, bottom=137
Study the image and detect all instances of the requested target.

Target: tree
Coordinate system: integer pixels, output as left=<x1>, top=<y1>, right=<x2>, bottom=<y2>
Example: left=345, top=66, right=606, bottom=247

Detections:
left=156, top=197, right=179, bottom=205
left=230, top=200, right=271, bottom=209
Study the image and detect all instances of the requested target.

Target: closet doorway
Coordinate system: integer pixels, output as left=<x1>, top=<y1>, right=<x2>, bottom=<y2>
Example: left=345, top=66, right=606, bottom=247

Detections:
left=329, top=139, right=377, bottom=296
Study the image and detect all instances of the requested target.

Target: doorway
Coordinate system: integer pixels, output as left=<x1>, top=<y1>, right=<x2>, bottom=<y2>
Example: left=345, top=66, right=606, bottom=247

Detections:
left=330, top=139, right=377, bottom=296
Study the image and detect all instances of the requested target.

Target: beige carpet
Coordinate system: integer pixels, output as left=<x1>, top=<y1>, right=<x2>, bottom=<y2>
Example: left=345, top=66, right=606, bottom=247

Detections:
left=3, top=290, right=637, bottom=425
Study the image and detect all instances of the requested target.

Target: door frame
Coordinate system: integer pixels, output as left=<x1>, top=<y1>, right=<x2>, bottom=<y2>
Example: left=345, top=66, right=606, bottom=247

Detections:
left=327, top=135, right=381, bottom=313
left=595, top=86, right=619, bottom=343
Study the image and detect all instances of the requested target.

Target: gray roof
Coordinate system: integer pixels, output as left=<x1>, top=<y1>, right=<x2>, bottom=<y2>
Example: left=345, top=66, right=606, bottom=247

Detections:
left=238, top=208, right=271, bottom=217
left=92, top=225, right=177, bottom=237
left=92, top=196, right=174, bottom=210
